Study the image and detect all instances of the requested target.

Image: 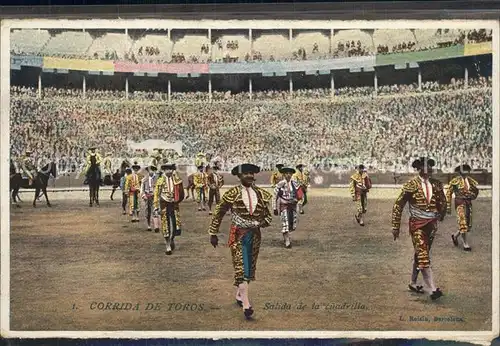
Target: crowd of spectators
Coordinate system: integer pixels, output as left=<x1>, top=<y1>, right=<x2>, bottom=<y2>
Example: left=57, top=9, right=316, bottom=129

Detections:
left=377, top=41, right=417, bottom=54
left=12, top=76, right=490, bottom=103
left=10, top=76, right=492, bottom=177
left=13, top=29, right=491, bottom=64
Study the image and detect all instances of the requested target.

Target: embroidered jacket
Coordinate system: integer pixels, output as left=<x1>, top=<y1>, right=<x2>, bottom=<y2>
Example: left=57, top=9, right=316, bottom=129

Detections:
left=208, top=185, right=273, bottom=235
left=18, top=155, right=36, bottom=179
left=195, top=153, right=206, bottom=167
left=153, top=174, right=184, bottom=208
left=120, top=174, right=128, bottom=191
left=349, top=171, right=372, bottom=198
left=272, top=179, right=303, bottom=211
left=84, top=152, right=102, bottom=172
left=124, top=171, right=142, bottom=193
left=193, top=171, right=208, bottom=189
left=292, top=169, right=310, bottom=190
left=141, top=173, right=159, bottom=199
left=102, top=157, right=112, bottom=175
left=270, top=169, right=283, bottom=187
left=391, top=176, right=447, bottom=231
left=446, top=175, right=479, bottom=211
left=207, top=171, right=224, bottom=190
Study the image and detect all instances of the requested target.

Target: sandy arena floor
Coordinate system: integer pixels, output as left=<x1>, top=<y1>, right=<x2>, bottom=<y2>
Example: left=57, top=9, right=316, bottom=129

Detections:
left=9, top=188, right=492, bottom=331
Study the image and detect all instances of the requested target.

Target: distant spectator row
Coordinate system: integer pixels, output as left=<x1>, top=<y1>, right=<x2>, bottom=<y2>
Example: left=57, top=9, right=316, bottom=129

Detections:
left=10, top=28, right=492, bottom=64
left=10, top=76, right=492, bottom=103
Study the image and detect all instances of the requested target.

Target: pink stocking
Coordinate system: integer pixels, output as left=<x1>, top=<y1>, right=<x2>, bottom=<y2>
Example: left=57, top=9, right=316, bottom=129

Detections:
left=152, top=216, right=160, bottom=229
left=238, top=282, right=251, bottom=309
left=421, top=267, right=437, bottom=292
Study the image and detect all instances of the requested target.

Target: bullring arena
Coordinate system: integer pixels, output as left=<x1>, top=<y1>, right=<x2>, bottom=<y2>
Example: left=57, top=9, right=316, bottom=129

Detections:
left=8, top=25, right=494, bottom=332
left=9, top=171, right=492, bottom=331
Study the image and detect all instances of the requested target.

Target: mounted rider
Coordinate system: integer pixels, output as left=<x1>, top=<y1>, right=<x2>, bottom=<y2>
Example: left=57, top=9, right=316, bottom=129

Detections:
left=83, top=147, right=103, bottom=185
left=18, top=150, right=37, bottom=186
left=195, top=152, right=207, bottom=167
left=102, top=151, right=113, bottom=185
left=151, top=148, right=163, bottom=169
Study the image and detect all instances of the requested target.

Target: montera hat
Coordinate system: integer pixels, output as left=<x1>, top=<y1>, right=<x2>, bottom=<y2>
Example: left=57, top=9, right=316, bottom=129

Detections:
left=280, top=167, right=296, bottom=174
left=357, top=164, right=365, bottom=170
left=455, top=164, right=472, bottom=173
left=276, top=163, right=284, bottom=169
left=411, top=157, right=436, bottom=169
left=231, top=163, right=260, bottom=176
left=161, top=162, right=176, bottom=171
left=131, top=161, right=141, bottom=170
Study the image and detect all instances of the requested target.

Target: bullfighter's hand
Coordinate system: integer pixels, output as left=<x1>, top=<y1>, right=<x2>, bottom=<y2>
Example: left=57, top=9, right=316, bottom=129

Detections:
left=210, top=235, right=218, bottom=248
left=392, top=228, right=400, bottom=241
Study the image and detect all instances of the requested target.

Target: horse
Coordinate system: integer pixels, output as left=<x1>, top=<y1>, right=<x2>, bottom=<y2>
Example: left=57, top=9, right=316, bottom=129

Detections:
left=186, top=173, right=195, bottom=201
left=104, top=169, right=120, bottom=201
left=10, top=161, right=57, bottom=208
left=86, top=155, right=102, bottom=207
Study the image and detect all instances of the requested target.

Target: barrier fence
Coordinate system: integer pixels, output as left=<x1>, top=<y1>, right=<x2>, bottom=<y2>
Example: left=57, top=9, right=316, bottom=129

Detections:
left=17, top=184, right=492, bottom=194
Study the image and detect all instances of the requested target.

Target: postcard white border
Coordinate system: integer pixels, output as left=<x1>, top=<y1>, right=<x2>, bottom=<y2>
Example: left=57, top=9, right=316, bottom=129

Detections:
left=1, top=18, right=499, bottom=343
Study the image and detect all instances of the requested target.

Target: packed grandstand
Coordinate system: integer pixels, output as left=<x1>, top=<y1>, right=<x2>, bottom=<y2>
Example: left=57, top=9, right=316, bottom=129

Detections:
left=10, top=28, right=492, bottom=62
left=9, top=28, right=493, bottom=174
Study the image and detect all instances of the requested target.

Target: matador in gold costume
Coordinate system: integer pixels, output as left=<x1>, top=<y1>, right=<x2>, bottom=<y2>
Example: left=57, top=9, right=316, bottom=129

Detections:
left=292, top=164, right=310, bottom=214
left=124, top=162, right=142, bottom=222
left=193, top=164, right=208, bottom=211
left=208, top=163, right=272, bottom=320
left=206, top=163, right=224, bottom=215
left=270, top=164, right=284, bottom=188
left=447, top=164, right=479, bottom=252
left=349, top=164, right=372, bottom=226
left=154, top=162, right=185, bottom=255
left=392, top=157, right=447, bottom=300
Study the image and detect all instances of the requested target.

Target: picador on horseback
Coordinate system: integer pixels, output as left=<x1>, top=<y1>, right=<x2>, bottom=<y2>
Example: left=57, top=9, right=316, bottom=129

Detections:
left=83, top=147, right=103, bottom=186
left=17, top=150, right=37, bottom=186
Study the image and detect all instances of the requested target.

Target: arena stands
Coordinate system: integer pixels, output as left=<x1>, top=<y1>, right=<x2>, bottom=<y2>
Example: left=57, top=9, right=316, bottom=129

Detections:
left=41, top=31, right=94, bottom=59
left=211, top=34, right=251, bottom=63
left=11, top=29, right=51, bottom=56
left=171, top=33, right=211, bottom=63
left=252, top=33, right=290, bottom=61
left=10, top=28, right=491, bottom=63
left=10, top=77, right=492, bottom=175
left=292, top=32, right=330, bottom=60
left=86, top=33, right=134, bottom=61
left=374, top=29, right=416, bottom=54
left=130, top=34, right=173, bottom=64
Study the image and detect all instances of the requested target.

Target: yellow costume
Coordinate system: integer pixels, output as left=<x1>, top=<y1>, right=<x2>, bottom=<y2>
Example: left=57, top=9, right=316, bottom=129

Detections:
left=124, top=164, right=142, bottom=222
left=392, top=176, right=447, bottom=269
left=195, top=152, right=206, bottom=167
left=292, top=165, right=310, bottom=214
left=270, top=165, right=283, bottom=188
left=153, top=164, right=185, bottom=255
left=446, top=175, right=479, bottom=233
left=349, top=166, right=372, bottom=225
left=193, top=168, right=208, bottom=210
